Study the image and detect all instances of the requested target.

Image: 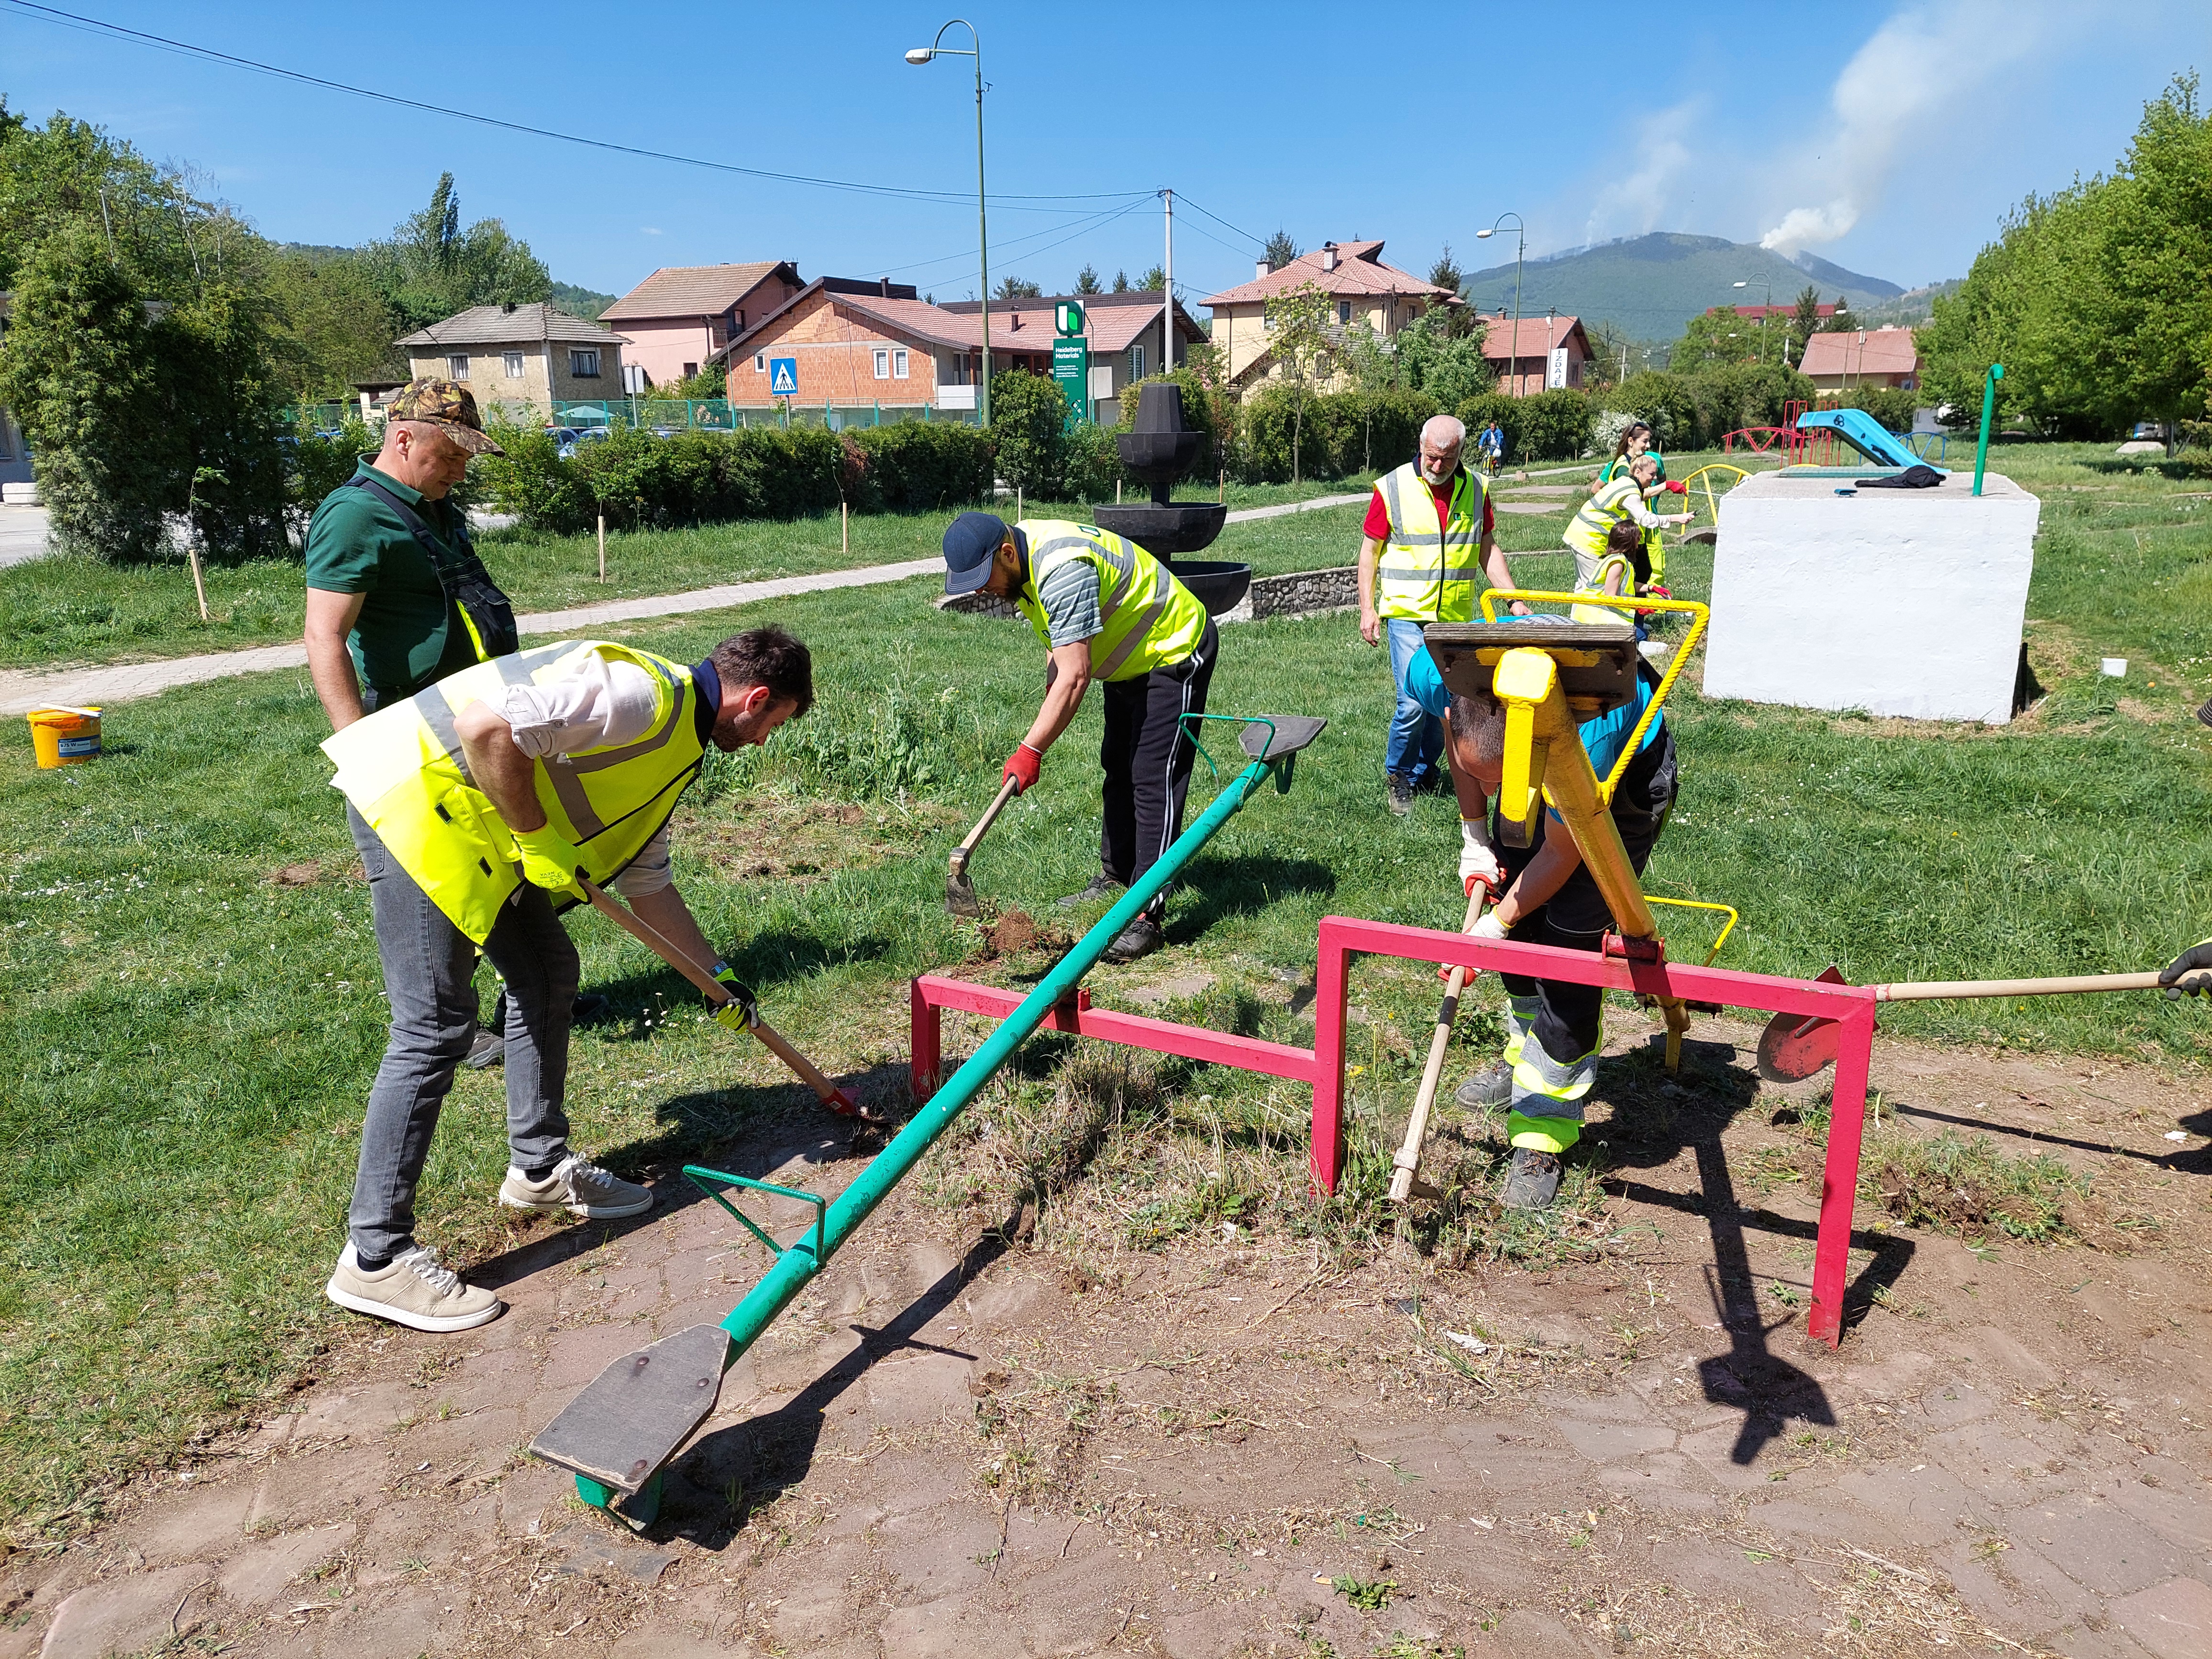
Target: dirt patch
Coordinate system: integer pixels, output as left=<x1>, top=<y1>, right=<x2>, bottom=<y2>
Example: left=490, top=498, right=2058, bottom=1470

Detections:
left=968, top=908, right=1071, bottom=963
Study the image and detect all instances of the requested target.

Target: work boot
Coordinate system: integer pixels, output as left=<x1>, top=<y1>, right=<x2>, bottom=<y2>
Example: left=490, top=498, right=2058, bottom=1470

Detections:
left=499, top=1154, right=653, bottom=1220
left=1058, top=874, right=1125, bottom=909
left=1455, top=1061, right=1513, bottom=1109
left=463, top=1027, right=505, bottom=1070
left=326, top=1243, right=502, bottom=1333
left=1104, top=914, right=1166, bottom=964
left=1386, top=773, right=1416, bottom=817
left=1502, top=1148, right=1563, bottom=1211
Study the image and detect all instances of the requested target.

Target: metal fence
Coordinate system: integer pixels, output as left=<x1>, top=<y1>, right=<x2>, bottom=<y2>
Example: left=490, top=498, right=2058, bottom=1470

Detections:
left=548, top=399, right=977, bottom=433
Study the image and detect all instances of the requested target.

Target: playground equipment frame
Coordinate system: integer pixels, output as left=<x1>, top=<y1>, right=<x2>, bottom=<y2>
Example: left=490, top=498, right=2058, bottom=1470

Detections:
left=912, top=924, right=1880, bottom=1348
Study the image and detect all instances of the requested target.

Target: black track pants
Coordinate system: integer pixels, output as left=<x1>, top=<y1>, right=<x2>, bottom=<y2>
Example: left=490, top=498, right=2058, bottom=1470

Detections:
left=1097, top=620, right=1217, bottom=914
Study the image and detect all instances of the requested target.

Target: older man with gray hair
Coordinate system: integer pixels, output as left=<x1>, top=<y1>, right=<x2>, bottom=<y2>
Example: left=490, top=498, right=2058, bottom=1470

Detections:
left=1357, top=413, right=1521, bottom=815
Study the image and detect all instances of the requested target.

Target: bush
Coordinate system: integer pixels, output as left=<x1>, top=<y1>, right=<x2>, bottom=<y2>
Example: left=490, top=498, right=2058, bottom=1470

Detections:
left=1115, top=369, right=1217, bottom=482
left=1515, top=389, right=1596, bottom=461
left=1235, top=384, right=1328, bottom=483
left=1453, top=392, right=1525, bottom=465
left=988, top=369, right=1066, bottom=499
left=1608, top=372, right=1702, bottom=452
left=1328, top=388, right=1441, bottom=478
left=1059, top=420, right=1124, bottom=506
left=472, top=422, right=590, bottom=533
left=849, top=420, right=994, bottom=511
left=1843, top=385, right=1920, bottom=435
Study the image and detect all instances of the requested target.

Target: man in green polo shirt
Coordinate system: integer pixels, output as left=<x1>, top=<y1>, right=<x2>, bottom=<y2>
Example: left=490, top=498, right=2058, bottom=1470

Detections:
left=305, top=378, right=538, bottom=1069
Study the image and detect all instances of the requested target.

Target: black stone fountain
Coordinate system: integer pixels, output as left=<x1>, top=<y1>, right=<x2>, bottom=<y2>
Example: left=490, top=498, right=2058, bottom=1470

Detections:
left=1089, top=382, right=1250, bottom=617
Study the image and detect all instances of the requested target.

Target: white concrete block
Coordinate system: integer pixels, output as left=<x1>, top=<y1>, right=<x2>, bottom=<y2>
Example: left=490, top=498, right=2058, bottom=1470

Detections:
left=1702, top=470, right=2040, bottom=724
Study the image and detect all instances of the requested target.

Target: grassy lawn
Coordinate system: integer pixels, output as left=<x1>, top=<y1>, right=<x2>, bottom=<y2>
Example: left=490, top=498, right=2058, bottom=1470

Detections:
left=3, top=442, right=2210, bottom=1531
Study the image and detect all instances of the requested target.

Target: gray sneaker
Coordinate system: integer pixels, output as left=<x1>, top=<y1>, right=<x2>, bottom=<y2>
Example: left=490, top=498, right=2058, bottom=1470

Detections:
left=1386, top=773, right=1416, bottom=817
left=1058, top=874, right=1125, bottom=909
left=1455, top=1062, right=1513, bottom=1109
left=1502, top=1148, right=1563, bottom=1211
left=499, top=1154, right=653, bottom=1220
left=326, top=1243, right=502, bottom=1333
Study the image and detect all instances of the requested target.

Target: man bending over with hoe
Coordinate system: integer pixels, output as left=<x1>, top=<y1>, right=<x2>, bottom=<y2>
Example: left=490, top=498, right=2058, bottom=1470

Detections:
left=319, top=627, right=813, bottom=1331
left=1401, top=634, right=1678, bottom=1209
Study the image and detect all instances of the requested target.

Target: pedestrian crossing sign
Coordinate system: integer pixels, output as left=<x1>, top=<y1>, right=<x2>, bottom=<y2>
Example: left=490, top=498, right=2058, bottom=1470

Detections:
left=768, top=357, right=798, bottom=396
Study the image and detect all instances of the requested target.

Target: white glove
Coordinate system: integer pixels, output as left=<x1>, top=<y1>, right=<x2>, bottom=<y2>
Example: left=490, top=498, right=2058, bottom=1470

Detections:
left=1471, top=909, right=1508, bottom=941
left=1459, top=820, right=1504, bottom=893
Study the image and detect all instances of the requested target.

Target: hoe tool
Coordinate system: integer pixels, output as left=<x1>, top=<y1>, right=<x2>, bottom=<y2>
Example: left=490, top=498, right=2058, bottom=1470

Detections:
left=574, top=877, right=875, bottom=1120
left=1756, top=967, right=2167, bottom=1084
left=945, top=775, right=1021, bottom=918
left=1390, top=883, right=1492, bottom=1204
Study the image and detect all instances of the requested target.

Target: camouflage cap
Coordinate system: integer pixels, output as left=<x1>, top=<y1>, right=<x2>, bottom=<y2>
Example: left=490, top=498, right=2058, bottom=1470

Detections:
left=388, top=377, right=504, bottom=456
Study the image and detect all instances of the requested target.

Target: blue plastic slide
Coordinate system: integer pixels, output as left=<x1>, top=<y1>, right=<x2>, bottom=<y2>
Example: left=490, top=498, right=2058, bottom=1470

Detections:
left=1794, top=407, right=1944, bottom=473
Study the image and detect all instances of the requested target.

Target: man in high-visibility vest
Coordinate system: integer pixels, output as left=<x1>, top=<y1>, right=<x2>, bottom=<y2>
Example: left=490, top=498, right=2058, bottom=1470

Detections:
left=1401, top=633, right=1678, bottom=1211
left=318, top=628, right=814, bottom=1332
left=1358, top=415, right=1520, bottom=816
left=941, top=512, right=1215, bottom=965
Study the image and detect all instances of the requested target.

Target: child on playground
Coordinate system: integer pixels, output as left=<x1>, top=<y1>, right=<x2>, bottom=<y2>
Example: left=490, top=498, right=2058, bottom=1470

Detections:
left=1571, top=520, right=1649, bottom=625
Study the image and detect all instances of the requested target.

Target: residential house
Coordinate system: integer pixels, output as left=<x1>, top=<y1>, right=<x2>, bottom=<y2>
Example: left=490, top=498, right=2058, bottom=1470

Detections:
left=934, top=290, right=1207, bottom=423
left=1799, top=326, right=1920, bottom=398
left=0, top=293, right=28, bottom=488
left=1200, top=240, right=1460, bottom=390
left=394, top=304, right=630, bottom=417
left=715, top=278, right=1064, bottom=411
left=599, top=261, right=804, bottom=390
left=1479, top=312, right=1594, bottom=397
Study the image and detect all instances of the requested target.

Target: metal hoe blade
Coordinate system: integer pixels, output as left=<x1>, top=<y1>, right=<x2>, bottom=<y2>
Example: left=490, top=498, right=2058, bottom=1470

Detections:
left=1754, top=965, right=1850, bottom=1083
left=944, top=858, right=982, bottom=918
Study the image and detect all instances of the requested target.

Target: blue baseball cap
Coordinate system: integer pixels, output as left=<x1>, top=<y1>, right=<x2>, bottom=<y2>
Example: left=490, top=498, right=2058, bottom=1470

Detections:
left=942, top=511, right=1015, bottom=596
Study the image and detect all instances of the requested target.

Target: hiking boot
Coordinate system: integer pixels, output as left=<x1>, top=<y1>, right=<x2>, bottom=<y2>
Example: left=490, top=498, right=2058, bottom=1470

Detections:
left=1455, top=1061, right=1513, bottom=1109
left=1104, top=914, right=1166, bottom=964
left=1502, top=1148, right=1563, bottom=1211
left=462, top=1027, right=505, bottom=1070
left=499, top=1153, right=653, bottom=1220
left=326, top=1243, right=502, bottom=1333
left=1386, top=773, right=1416, bottom=817
left=1058, top=874, right=1126, bottom=909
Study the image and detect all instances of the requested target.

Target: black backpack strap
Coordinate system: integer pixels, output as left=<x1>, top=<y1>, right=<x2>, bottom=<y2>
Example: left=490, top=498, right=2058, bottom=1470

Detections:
left=344, top=476, right=520, bottom=659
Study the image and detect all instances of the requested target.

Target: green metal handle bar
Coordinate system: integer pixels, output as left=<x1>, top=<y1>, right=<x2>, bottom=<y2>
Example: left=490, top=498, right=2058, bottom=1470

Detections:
left=1175, top=712, right=1276, bottom=786
left=1974, top=363, right=2004, bottom=497
left=682, top=1164, right=826, bottom=1264
left=704, top=738, right=1294, bottom=1367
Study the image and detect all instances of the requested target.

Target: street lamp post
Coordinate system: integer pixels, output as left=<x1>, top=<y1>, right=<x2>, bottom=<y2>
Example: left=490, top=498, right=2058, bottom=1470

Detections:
left=1475, top=212, right=1524, bottom=394
left=907, top=21, right=991, bottom=424
left=1732, top=276, right=1773, bottom=362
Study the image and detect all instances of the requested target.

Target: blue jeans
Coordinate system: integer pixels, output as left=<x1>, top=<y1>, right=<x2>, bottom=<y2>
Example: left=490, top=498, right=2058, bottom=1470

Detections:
left=1385, top=617, right=1444, bottom=785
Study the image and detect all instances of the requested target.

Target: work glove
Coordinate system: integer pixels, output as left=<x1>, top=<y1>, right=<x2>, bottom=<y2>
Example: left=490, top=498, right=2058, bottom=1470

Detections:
left=709, top=962, right=759, bottom=1033
left=1662, top=479, right=1687, bottom=495
left=1438, top=909, right=1509, bottom=982
left=1002, top=742, right=1044, bottom=796
left=2159, top=940, right=2212, bottom=1000
left=1459, top=819, right=1504, bottom=896
left=512, top=825, right=587, bottom=901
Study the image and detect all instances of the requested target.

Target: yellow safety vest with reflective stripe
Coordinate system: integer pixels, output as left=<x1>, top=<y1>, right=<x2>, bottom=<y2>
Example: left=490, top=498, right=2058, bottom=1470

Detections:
left=320, top=640, right=706, bottom=944
left=1571, top=552, right=1637, bottom=626
left=1596, top=454, right=1669, bottom=587
left=1566, top=474, right=1649, bottom=559
left=1012, top=520, right=1209, bottom=681
left=1374, top=462, right=1488, bottom=622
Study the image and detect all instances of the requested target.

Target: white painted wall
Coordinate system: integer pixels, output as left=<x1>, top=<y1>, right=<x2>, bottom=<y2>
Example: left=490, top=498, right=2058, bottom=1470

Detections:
left=1702, top=471, right=2041, bottom=724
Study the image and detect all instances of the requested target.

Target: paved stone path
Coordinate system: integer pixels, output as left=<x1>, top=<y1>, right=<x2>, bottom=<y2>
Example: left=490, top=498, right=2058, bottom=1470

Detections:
left=0, top=494, right=1375, bottom=718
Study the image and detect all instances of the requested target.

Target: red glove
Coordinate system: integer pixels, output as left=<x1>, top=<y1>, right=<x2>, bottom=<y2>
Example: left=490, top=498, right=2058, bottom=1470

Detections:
left=1663, top=479, right=1687, bottom=495
left=1463, top=873, right=1497, bottom=900
left=1002, top=742, right=1043, bottom=796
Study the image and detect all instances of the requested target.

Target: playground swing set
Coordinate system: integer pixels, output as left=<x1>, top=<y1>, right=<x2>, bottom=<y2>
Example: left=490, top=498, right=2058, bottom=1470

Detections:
left=528, top=558, right=2148, bottom=1529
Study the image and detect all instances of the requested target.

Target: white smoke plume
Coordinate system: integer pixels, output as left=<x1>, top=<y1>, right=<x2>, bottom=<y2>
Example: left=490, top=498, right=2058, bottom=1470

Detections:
left=1759, top=1, right=2054, bottom=254
left=1585, top=100, right=1699, bottom=248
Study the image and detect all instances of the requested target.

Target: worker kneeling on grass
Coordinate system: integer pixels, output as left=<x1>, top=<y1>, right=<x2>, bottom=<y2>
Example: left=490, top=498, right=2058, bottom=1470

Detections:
left=1403, top=632, right=1678, bottom=1211
left=319, top=628, right=812, bottom=1332
left=940, top=511, right=1215, bottom=965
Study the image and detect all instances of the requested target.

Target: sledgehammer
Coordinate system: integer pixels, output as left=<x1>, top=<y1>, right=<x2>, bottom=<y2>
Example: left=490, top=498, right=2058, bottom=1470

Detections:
left=574, top=877, right=876, bottom=1120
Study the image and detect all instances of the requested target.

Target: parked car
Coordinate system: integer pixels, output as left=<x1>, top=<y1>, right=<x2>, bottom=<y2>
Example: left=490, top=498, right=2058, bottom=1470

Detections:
left=550, top=426, right=610, bottom=460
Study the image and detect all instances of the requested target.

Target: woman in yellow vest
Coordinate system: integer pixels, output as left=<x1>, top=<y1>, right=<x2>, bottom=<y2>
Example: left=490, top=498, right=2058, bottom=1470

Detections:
left=940, top=512, right=1213, bottom=964
left=1589, top=422, right=1690, bottom=592
left=1565, top=453, right=1691, bottom=610
left=317, top=629, right=814, bottom=1332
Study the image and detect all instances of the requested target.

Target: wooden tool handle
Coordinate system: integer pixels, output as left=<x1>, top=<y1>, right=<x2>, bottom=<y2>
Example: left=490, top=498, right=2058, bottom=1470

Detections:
left=576, top=878, right=840, bottom=1101
left=1878, top=970, right=2166, bottom=1002
left=954, top=775, right=1022, bottom=862
left=1389, top=889, right=1488, bottom=1204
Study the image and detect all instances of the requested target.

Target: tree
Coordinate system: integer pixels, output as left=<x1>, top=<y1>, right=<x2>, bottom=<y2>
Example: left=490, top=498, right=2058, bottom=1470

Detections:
left=261, top=248, right=401, bottom=401
left=994, top=274, right=1041, bottom=299
left=1262, top=229, right=1300, bottom=272
left=1789, top=284, right=1824, bottom=364
left=1073, top=264, right=1101, bottom=295
left=2100, top=73, right=2211, bottom=449
left=1669, top=307, right=1765, bottom=370
left=164, top=279, right=290, bottom=559
left=1379, top=309, right=1493, bottom=407
left=1261, top=281, right=1336, bottom=482
left=1427, top=244, right=1463, bottom=295
left=1138, top=265, right=1166, bottom=293
left=987, top=368, right=1067, bottom=498
left=1111, top=269, right=1129, bottom=293
left=355, top=172, right=552, bottom=333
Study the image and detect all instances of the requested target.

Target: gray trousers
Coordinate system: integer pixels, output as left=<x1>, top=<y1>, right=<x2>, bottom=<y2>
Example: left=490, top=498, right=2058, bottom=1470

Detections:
left=346, top=804, right=576, bottom=1261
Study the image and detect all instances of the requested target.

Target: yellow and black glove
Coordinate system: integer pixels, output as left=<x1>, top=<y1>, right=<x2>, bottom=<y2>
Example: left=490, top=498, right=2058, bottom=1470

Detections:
left=709, top=961, right=759, bottom=1034
left=511, top=825, right=586, bottom=901
left=2160, top=940, right=2212, bottom=1000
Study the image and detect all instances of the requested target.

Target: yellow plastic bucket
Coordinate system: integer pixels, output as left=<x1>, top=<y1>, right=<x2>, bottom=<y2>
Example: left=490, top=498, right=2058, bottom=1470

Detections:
left=27, top=705, right=102, bottom=767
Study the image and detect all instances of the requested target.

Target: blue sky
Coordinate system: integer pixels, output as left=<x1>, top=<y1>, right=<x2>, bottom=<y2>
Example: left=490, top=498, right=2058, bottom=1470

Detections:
left=1, top=0, right=2198, bottom=306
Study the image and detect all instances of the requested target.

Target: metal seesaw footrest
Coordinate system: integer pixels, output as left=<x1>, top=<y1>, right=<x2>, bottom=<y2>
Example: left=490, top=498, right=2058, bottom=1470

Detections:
left=529, top=1322, right=730, bottom=1511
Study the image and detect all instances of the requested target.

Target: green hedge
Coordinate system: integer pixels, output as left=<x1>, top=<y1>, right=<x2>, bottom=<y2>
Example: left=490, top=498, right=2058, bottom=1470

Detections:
left=1448, top=388, right=1592, bottom=464
left=1232, top=385, right=1442, bottom=482
left=470, top=420, right=994, bottom=535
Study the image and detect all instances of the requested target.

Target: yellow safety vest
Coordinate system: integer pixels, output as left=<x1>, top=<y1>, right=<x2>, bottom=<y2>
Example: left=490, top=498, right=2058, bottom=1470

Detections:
left=1596, top=454, right=1669, bottom=587
left=1571, top=551, right=1637, bottom=626
left=1566, top=474, right=1650, bottom=560
left=1012, top=520, right=1209, bottom=680
left=321, top=640, right=707, bottom=944
left=1374, top=463, right=1488, bottom=622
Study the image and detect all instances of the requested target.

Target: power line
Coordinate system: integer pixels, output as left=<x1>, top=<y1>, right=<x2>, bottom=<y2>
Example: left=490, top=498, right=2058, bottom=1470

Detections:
left=1173, top=193, right=1264, bottom=249
left=0, top=1, right=1152, bottom=214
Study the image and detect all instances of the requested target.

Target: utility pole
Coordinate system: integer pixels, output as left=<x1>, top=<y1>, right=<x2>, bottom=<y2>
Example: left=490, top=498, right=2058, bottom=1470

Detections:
left=1162, top=188, right=1174, bottom=375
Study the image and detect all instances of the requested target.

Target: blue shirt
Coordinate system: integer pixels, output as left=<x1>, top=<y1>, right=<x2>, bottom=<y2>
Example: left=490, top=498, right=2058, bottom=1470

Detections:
left=1404, top=633, right=1663, bottom=790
